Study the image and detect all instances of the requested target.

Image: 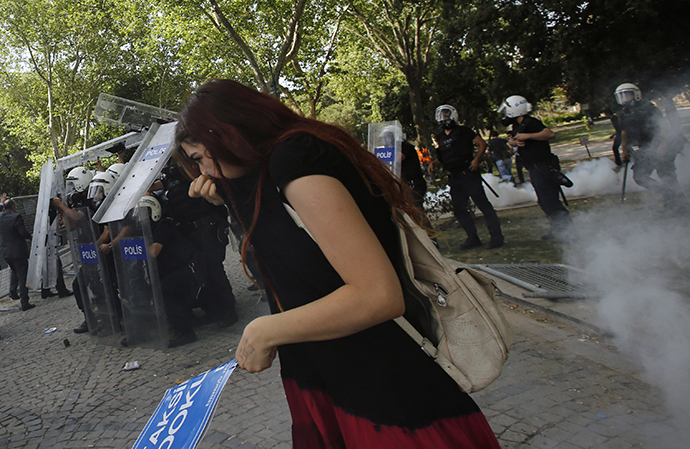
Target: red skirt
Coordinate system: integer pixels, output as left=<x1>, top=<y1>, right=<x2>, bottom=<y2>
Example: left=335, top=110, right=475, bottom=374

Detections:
left=284, top=378, right=502, bottom=449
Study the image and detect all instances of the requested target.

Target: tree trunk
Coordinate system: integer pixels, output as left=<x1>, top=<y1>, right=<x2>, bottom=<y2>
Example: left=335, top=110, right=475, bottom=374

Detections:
left=404, top=68, right=433, bottom=151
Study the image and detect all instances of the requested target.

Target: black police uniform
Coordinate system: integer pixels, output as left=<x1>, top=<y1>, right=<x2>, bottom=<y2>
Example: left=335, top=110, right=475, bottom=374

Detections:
left=434, top=125, right=503, bottom=245
left=152, top=217, right=201, bottom=341
left=511, top=116, right=570, bottom=233
left=161, top=163, right=238, bottom=325
left=610, top=114, right=623, bottom=166
left=619, top=101, right=690, bottom=214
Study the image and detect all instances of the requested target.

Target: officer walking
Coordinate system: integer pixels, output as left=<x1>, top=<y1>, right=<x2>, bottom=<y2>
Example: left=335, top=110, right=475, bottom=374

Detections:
left=615, top=83, right=690, bottom=215
left=499, top=95, right=571, bottom=239
left=429, top=104, right=504, bottom=249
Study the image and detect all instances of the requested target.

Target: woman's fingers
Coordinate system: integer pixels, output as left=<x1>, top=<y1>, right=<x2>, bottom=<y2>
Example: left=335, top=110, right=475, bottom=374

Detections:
left=188, top=176, right=224, bottom=205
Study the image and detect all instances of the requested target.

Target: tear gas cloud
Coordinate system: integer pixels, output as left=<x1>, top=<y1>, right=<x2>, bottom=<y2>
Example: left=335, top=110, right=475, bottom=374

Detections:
left=562, top=197, right=690, bottom=438
left=424, top=140, right=690, bottom=436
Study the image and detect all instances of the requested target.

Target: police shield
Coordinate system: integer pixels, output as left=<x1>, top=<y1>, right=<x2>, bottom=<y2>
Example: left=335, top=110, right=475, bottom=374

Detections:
left=368, top=120, right=403, bottom=178
left=27, top=162, right=56, bottom=290
left=110, top=207, right=168, bottom=347
left=65, top=206, right=121, bottom=336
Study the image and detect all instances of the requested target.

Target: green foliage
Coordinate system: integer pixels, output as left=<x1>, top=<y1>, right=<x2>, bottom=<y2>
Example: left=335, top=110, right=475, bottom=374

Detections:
left=0, top=114, right=39, bottom=196
left=0, top=0, right=687, bottom=181
left=317, top=101, right=367, bottom=143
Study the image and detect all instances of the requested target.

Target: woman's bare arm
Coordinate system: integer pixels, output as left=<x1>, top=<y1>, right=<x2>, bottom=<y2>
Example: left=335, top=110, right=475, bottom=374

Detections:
left=235, top=175, right=405, bottom=372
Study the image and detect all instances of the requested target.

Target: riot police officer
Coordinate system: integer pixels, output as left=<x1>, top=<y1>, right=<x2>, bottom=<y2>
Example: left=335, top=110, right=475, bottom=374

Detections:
left=52, top=167, right=94, bottom=333
left=499, top=95, right=571, bottom=239
left=429, top=104, right=504, bottom=249
left=159, top=160, right=238, bottom=326
left=615, top=83, right=690, bottom=215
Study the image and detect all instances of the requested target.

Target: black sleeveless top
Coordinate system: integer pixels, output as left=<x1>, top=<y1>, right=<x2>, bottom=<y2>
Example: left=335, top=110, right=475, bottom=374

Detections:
left=224, top=133, right=479, bottom=428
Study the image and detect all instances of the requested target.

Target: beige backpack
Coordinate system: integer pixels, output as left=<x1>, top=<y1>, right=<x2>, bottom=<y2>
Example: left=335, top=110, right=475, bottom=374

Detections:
left=393, top=212, right=513, bottom=393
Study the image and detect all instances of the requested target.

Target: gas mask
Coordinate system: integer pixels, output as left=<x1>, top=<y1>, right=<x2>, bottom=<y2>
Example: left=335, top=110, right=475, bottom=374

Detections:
left=66, top=191, right=87, bottom=209
left=501, top=116, right=517, bottom=127
left=439, top=119, right=455, bottom=130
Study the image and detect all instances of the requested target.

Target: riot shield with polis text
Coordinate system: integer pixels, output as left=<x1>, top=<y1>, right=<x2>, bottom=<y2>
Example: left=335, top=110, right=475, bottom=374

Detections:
left=64, top=206, right=121, bottom=336
left=110, top=208, right=168, bottom=347
left=368, top=120, right=403, bottom=178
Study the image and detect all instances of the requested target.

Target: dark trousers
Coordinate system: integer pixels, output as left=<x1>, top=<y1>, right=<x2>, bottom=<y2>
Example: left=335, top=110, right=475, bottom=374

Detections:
left=7, top=257, right=29, bottom=301
left=527, top=164, right=570, bottom=230
left=448, top=172, right=503, bottom=239
left=188, top=224, right=237, bottom=316
left=515, top=154, right=525, bottom=183
left=633, top=150, right=690, bottom=212
left=161, top=265, right=200, bottom=334
left=73, top=276, right=85, bottom=314
left=612, top=137, right=622, bottom=165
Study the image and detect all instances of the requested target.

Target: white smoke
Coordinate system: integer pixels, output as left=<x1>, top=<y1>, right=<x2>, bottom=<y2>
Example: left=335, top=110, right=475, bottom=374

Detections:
left=563, top=202, right=690, bottom=436
left=424, top=141, right=690, bottom=436
left=426, top=145, right=690, bottom=212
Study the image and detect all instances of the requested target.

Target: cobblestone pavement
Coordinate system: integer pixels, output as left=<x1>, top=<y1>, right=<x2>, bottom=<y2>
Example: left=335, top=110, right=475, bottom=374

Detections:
left=1, top=248, right=686, bottom=449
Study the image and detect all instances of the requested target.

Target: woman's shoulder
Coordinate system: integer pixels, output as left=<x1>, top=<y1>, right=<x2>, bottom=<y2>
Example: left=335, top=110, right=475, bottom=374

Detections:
left=269, top=132, right=347, bottom=189
left=272, top=132, right=336, bottom=159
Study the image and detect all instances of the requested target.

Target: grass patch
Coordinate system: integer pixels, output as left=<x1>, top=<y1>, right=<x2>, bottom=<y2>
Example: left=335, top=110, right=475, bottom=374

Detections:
left=432, top=191, right=649, bottom=266
left=551, top=122, right=615, bottom=146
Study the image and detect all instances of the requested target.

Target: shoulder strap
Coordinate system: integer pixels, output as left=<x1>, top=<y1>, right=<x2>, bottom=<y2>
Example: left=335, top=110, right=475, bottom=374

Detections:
left=277, top=186, right=315, bottom=240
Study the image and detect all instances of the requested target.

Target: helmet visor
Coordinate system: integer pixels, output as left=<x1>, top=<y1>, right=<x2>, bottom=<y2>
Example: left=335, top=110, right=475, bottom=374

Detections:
left=87, top=183, right=105, bottom=202
left=66, top=180, right=77, bottom=193
left=615, top=90, right=636, bottom=105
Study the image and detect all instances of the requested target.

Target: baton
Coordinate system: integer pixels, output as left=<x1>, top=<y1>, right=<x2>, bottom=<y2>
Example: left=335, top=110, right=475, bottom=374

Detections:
left=621, top=159, right=629, bottom=203
left=559, top=186, right=569, bottom=207
left=481, top=176, right=500, bottom=198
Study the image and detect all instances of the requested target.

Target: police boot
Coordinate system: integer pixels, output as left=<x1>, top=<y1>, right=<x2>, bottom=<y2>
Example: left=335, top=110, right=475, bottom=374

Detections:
left=459, top=234, right=482, bottom=250
left=73, top=320, right=89, bottom=334
left=488, top=235, right=505, bottom=249
left=20, top=299, right=36, bottom=311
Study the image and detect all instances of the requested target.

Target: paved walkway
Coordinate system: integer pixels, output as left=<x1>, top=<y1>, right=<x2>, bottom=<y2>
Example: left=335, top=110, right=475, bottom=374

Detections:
left=1, top=245, right=686, bottom=449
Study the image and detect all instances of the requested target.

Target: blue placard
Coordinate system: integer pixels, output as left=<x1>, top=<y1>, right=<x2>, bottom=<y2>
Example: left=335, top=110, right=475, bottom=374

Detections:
left=375, top=146, right=395, bottom=162
left=140, top=144, right=168, bottom=162
left=131, top=360, right=237, bottom=449
left=78, top=244, right=99, bottom=265
left=121, top=238, right=148, bottom=261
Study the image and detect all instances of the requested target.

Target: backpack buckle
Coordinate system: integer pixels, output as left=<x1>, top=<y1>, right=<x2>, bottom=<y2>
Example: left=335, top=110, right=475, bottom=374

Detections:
left=421, top=338, right=438, bottom=358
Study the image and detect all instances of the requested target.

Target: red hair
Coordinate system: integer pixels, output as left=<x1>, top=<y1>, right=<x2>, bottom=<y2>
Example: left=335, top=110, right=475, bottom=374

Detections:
left=174, top=79, right=421, bottom=306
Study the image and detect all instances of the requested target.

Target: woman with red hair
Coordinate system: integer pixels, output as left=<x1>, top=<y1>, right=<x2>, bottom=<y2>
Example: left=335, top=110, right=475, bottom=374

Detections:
left=176, top=79, right=500, bottom=448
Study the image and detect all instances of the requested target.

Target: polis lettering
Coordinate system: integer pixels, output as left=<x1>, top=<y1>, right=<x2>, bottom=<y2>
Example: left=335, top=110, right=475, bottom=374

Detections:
left=123, top=245, right=143, bottom=256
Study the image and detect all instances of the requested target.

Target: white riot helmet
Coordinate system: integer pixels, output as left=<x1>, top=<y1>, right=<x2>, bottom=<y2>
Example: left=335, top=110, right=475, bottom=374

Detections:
left=614, top=83, right=641, bottom=106
left=87, top=171, right=117, bottom=208
left=66, top=166, right=94, bottom=193
left=497, top=95, right=532, bottom=118
left=379, top=125, right=399, bottom=146
left=137, top=195, right=162, bottom=222
left=435, top=104, right=459, bottom=125
left=106, top=163, right=126, bottom=179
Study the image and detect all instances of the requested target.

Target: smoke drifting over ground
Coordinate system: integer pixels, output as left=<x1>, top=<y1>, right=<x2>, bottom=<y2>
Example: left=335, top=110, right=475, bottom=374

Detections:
left=479, top=156, right=645, bottom=209
left=427, top=147, right=690, bottom=436
left=557, top=147, right=690, bottom=437
left=562, top=200, right=690, bottom=439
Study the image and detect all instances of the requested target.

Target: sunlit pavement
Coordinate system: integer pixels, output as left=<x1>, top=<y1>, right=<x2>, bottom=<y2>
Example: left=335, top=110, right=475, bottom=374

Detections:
left=2, top=244, right=686, bottom=448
